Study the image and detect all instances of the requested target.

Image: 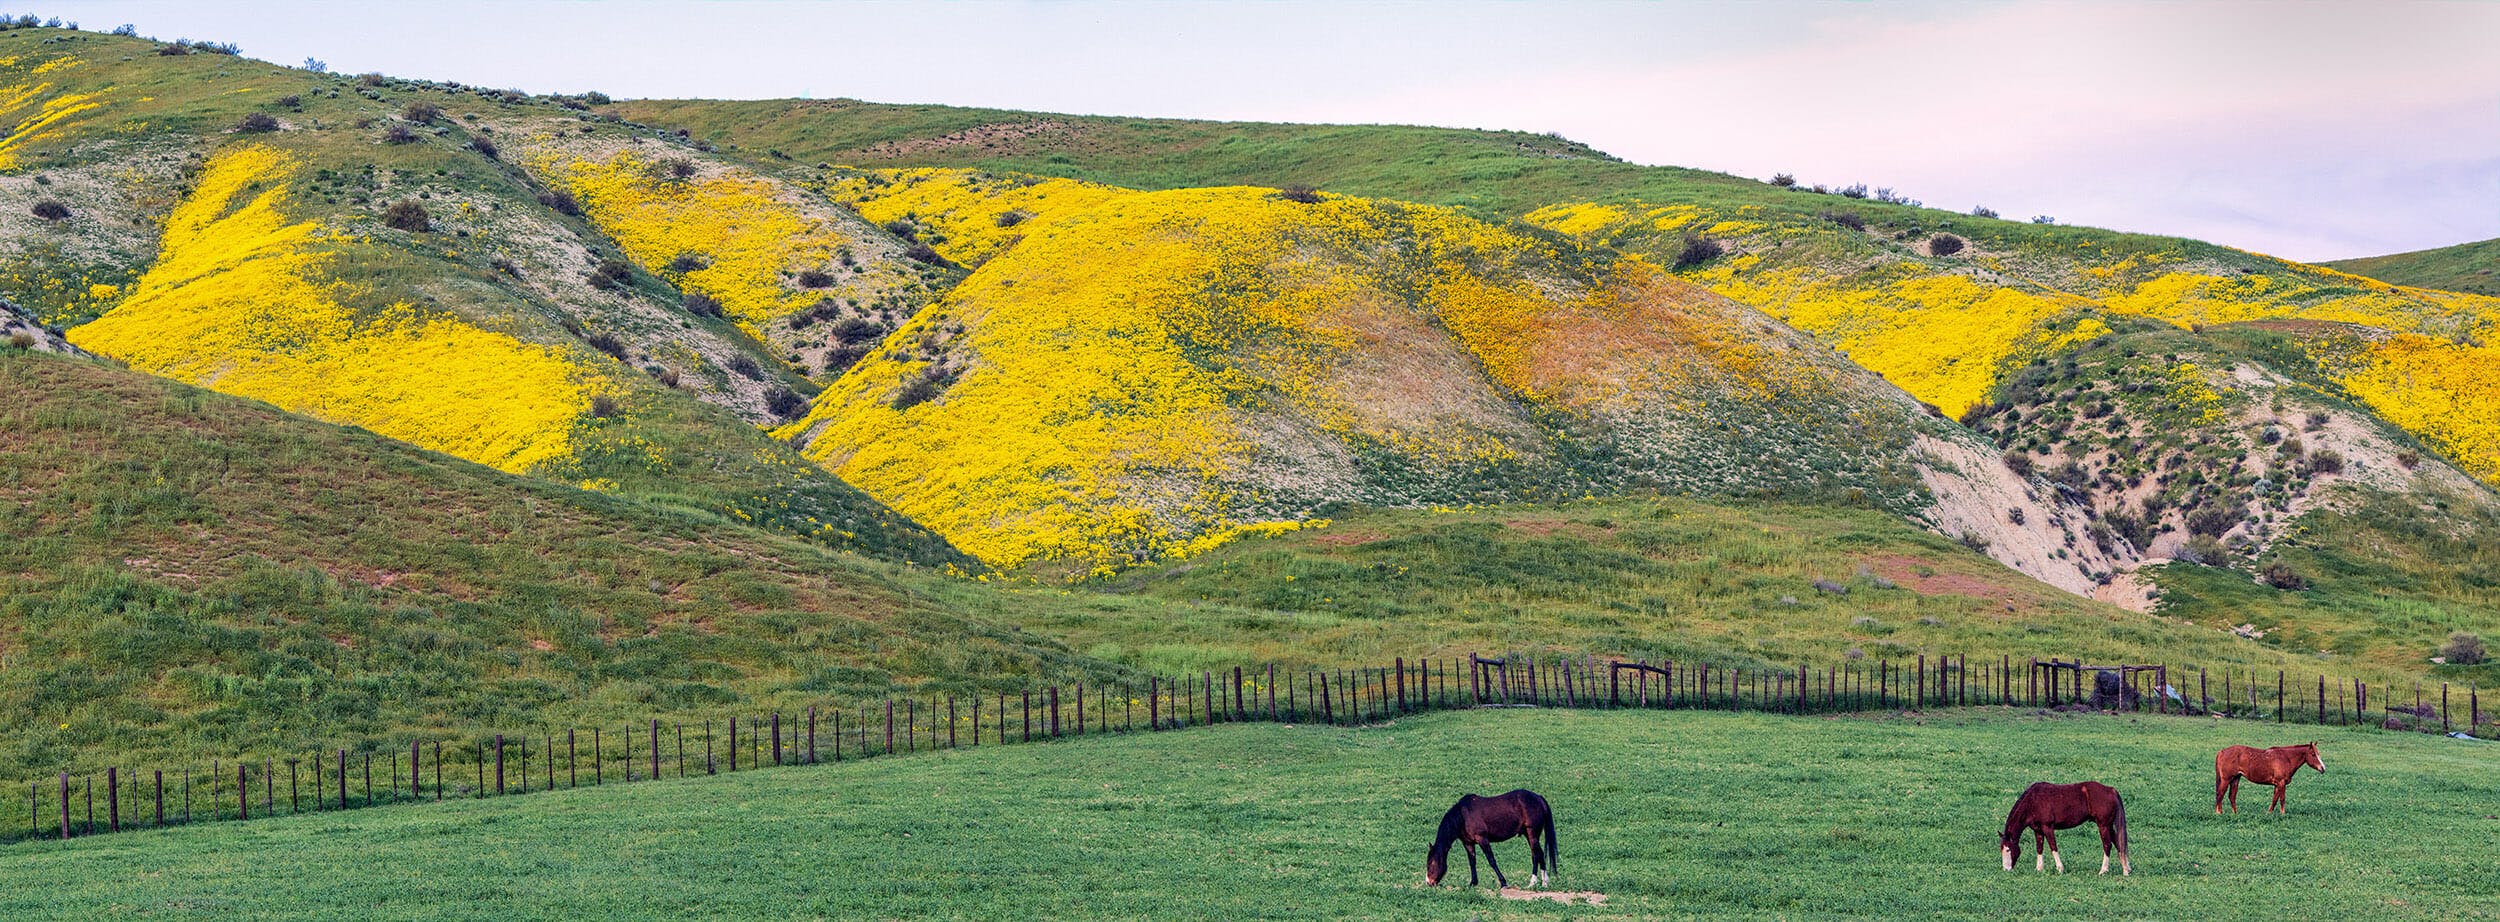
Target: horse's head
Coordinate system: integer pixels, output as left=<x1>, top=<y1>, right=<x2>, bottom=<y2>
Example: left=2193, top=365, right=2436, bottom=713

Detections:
left=1425, top=849, right=1447, bottom=886
left=1999, top=829, right=2021, bottom=870
left=2300, top=743, right=2324, bottom=772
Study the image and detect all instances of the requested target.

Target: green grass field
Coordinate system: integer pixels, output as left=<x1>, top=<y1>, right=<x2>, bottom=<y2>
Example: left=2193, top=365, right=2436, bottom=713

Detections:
left=3, top=709, right=2490, bottom=920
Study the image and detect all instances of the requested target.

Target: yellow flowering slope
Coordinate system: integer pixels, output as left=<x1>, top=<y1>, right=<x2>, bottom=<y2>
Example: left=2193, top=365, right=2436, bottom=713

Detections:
left=537, top=151, right=853, bottom=331
left=69, top=145, right=604, bottom=473
left=2325, top=335, right=2500, bottom=483
left=0, top=70, right=105, bottom=170
left=784, top=186, right=1943, bottom=571
left=820, top=167, right=1131, bottom=268
left=1529, top=200, right=2500, bottom=486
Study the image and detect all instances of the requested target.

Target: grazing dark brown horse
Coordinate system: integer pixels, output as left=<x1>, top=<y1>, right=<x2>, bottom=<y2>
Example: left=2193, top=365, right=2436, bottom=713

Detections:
left=2000, top=781, right=2130, bottom=875
left=2215, top=743, right=2323, bottom=814
left=1426, top=789, right=1556, bottom=889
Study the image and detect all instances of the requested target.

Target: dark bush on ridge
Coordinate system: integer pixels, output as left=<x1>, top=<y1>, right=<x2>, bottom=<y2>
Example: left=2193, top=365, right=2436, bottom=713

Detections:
left=381, top=200, right=430, bottom=232
left=1674, top=236, right=1725, bottom=269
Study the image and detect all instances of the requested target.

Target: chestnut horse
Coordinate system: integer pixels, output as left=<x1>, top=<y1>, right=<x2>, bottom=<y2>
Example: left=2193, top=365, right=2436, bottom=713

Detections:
left=1426, top=789, right=1556, bottom=889
left=2215, top=743, right=2323, bottom=814
left=2000, top=781, right=2130, bottom=875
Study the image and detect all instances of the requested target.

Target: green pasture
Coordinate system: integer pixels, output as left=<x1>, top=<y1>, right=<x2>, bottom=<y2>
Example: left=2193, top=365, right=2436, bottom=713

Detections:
left=2, top=709, right=2490, bottom=920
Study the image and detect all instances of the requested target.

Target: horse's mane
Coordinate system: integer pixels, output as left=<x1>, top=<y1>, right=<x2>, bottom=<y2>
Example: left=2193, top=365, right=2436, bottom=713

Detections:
left=1998, top=786, right=2035, bottom=846
left=1429, top=797, right=1471, bottom=859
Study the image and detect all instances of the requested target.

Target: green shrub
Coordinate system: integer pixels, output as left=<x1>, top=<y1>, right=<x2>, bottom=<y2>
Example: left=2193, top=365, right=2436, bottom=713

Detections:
left=1928, top=233, right=1965, bottom=256
left=31, top=200, right=70, bottom=221
left=235, top=112, right=280, bottom=133
left=2443, top=632, right=2487, bottom=665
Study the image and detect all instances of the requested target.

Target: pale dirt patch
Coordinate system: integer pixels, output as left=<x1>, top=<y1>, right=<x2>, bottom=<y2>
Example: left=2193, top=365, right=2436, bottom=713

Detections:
left=1499, top=887, right=1608, bottom=906
left=1910, top=433, right=2135, bottom=606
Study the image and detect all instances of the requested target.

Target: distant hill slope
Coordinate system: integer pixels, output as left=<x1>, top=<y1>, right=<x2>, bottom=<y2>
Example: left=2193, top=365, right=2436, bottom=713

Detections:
left=0, top=27, right=963, bottom=565
left=630, top=95, right=2500, bottom=493
left=0, top=349, right=1116, bottom=780
left=2324, top=236, right=2500, bottom=297
left=770, top=173, right=2128, bottom=596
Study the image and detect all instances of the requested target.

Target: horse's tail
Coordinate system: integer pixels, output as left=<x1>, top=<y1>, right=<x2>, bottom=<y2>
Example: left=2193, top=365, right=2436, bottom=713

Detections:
left=1544, top=817, right=1558, bottom=878
left=2112, top=790, right=2130, bottom=862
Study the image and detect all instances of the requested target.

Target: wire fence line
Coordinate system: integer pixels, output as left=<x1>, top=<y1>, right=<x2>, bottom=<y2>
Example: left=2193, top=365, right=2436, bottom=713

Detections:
left=7, top=653, right=2485, bottom=846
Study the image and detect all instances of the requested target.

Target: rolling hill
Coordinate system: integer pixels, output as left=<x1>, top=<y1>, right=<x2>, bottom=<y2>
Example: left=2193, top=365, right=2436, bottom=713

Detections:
left=2325, top=236, right=2500, bottom=297
left=0, top=348, right=1118, bottom=780
left=3, top=18, right=2498, bottom=790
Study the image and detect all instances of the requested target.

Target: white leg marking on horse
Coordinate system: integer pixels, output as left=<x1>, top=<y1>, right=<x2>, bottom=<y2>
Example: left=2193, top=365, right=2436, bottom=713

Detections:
left=2036, top=853, right=2045, bottom=871
left=2100, top=854, right=2109, bottom=875
left=2052, top=850, right=2064, bottom=873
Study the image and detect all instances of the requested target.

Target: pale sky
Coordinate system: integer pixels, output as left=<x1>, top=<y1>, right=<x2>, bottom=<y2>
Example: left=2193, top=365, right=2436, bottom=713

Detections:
left=43, top=1, right=2500, bottom=261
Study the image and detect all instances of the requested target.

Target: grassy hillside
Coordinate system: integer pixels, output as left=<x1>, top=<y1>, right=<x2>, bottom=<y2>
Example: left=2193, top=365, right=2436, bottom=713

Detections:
left=0, top=26, right=963, bottom=565
left=0, top=350, right=1115, bottom=781
left=6, top=709, right=2493, bottom=919
left=2325, top=236, right=2500, bottom=297
left=986, top=496, right=2436, bottom=684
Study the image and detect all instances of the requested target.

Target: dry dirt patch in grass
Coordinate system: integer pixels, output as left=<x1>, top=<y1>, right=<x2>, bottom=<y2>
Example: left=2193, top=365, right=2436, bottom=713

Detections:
left=1499, top=887, right=1608, bottom=906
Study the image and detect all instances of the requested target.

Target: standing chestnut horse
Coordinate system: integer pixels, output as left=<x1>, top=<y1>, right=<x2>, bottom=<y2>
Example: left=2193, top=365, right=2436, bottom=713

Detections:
left=2000, top=781, right=2130, bottom=875
left=2215, top=743, right=2323, bottom=814
left=1426, top=789, right=1556, bottom=889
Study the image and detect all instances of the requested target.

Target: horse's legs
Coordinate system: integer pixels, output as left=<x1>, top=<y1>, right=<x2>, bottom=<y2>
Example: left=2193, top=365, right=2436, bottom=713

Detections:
left=2226, top=776, right=2240, bottom=813
left=1482, top=839, right=1509, bottom=889
left=2272, top=782, right=2288, bottom=814
left=1524, top=826, right=1546, bottom=888
left=2214, top=773, right=2227, bottom=814
left=2098, top=821, right=2114, bottom=875
left=1465, top=841, right=1480, bottom=887
left=2033, top=828, right=2047, bottom=871
left=2045, top=828, right=2064, bottom=873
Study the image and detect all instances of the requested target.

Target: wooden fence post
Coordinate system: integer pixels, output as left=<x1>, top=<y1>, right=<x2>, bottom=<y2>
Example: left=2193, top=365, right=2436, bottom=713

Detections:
left=1075, top=684, right=1085, bottom=736
left=58, top=774, right=68, bottom=840
left=1320, top=671, right=1335, bottom=724
left=1149, top=678, right=1160, bottom=731
left=890, top=699, right=900, bottom=754
left=2442, top=683, right=2451, bottom=733
left=771, top=713, right=783, bottom=766
left=1267, top=664, right=1279, bottom=719
left=1050, top=687, right=1062, bottom=738
left=154, top=769, right=165, bottom=826
left=1021, top=692, right=1032, bottom=743
left=652, top=719, right=663, bottom=779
